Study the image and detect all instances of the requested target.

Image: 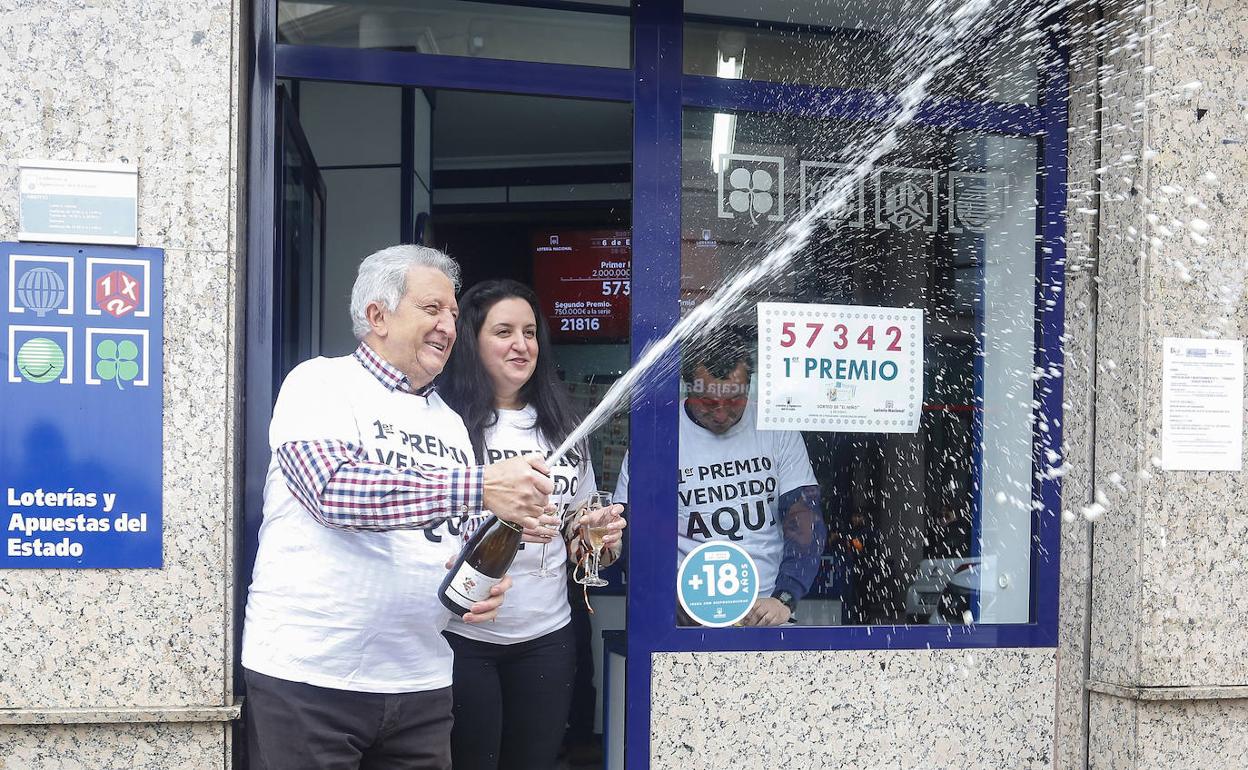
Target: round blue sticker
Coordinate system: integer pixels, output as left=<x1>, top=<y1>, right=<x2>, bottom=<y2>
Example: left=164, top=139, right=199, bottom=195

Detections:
left=677, top=541, right=759, bottom=627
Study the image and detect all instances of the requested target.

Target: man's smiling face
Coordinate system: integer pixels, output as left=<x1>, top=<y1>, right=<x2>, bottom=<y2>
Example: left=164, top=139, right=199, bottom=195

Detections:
left=685, top=362, right=750, bottom=434
left=367, top=266, right=458, bottom=389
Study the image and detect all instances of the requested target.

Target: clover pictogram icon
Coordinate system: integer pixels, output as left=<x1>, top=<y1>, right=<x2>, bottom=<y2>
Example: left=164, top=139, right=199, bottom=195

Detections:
left=727, top=166, right=775, bottom=223
left=95, top=339, right=140, bottom=390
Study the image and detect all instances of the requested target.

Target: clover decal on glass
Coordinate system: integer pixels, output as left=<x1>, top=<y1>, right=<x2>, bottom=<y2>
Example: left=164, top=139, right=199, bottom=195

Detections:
left=728, top=167, right=775, bottom=222
left=717, top=154, right=785, bottom=223
left=96, top=338, right=140, bottom=390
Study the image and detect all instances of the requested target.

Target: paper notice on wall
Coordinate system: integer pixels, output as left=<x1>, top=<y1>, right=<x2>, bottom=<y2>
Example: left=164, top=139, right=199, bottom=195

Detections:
left=1161, top=338, right=1244, bottom=471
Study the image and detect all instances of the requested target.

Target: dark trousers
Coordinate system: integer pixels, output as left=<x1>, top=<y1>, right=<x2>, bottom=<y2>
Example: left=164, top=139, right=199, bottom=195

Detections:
left=244, top=669, right=453, bottom=770
left=444, top=624, right=576, bottom=770
left=564, top=583, right=597, bottom=745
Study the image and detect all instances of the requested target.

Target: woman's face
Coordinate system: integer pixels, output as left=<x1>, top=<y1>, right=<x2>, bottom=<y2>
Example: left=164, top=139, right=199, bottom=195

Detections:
left=477, top=297, right=539, bottom=402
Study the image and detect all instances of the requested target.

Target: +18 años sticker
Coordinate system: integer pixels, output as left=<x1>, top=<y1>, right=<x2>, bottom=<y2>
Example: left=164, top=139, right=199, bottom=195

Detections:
left=677, top=541, right=759, bottom=627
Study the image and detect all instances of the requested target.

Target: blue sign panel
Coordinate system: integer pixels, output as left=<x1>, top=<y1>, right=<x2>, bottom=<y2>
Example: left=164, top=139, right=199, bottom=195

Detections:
left=1, top=242, right=163, bottom=568
left=677, top=541, right=759, bottom=627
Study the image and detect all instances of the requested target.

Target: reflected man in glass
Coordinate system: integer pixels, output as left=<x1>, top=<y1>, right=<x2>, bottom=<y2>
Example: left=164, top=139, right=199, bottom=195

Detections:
left=616, top=332, right=826, bottom=625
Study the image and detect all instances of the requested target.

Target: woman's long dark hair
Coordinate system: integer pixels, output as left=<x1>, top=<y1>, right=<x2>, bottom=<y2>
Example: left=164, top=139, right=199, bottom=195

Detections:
left=438, top=279, right=583, bottom=466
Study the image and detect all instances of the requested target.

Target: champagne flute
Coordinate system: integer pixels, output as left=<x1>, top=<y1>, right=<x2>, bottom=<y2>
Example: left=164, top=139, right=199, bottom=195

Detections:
left=528, top=501, right=569, bottom=578
left=575, top=492, right=613, bottom=588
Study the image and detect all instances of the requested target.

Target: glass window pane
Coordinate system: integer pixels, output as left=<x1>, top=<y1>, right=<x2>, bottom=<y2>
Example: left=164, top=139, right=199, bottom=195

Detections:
left=279, top=0, right=631, bottom=69
left=683, top=2, right=1039, bottom=105
left=675, top=107, right=1040, bottom=627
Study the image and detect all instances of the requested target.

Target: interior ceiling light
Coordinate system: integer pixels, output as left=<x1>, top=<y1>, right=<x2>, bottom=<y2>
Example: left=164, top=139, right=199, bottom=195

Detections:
left=710, top=32, right=745, bottom=174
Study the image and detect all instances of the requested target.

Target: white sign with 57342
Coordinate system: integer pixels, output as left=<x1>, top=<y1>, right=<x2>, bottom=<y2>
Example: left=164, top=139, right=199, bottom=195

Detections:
left=757, top=302, right=924, bottom=433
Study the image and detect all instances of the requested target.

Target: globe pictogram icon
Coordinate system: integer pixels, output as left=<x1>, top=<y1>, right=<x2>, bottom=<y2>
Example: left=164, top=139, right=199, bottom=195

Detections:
left=16, top=267, right=66, bottom=317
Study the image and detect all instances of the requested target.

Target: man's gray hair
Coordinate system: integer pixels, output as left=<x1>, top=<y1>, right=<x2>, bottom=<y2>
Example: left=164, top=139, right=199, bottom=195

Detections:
left=350, top=244, right=461, bottom=340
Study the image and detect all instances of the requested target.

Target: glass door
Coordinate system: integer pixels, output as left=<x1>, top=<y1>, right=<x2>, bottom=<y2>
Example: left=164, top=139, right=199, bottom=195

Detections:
left=274, top=85, right=327, bottom=387
left=248, top=5, right=638, bottom=768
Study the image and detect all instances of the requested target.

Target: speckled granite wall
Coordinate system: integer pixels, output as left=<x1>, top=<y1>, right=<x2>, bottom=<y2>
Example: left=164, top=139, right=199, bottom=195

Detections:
left=1087, top=692, right=1138, bottom=770
left=1089, top=691, right=1248, bottom=770
left=1086, top=0, right=1152, bottom=695
left=1129, top=0, right=1248, bottom=689
left=0, top=0, right=241, bottom=762
left=650, top=649, right=1056, bottom=770
left=1053, top=3, right=1102, bottom=768
left=1083, top=0, right=1248, bottom=767
left=0, top=722, right=229, bottom=770
left=1130, top=696, right=1248, bottom=767
left=1089, top=0, right=1248, bottom=690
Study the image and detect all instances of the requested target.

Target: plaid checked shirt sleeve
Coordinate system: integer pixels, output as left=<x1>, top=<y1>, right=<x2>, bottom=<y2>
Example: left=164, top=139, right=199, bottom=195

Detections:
left=277, top=439, right=483, bottom=531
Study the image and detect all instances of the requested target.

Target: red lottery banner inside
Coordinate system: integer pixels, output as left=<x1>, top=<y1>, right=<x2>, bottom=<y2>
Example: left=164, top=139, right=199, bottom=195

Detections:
left=532, top=230, right=631, bottom=342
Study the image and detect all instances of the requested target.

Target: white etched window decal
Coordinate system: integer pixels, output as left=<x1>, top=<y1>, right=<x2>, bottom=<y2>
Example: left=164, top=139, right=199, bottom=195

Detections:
left=717, top=154, right=785, bottom=224
left=799, top=161, right=866, bottom=230
left=873, top=167, right=939, bottom=233
left=712, top=158, right=1017, bottom=234
left=948, top=171, right=1010, bottom=233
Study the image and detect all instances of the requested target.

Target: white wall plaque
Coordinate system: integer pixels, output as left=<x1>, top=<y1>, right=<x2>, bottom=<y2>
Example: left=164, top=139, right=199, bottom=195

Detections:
left=18, top=159, right=138, bottom=245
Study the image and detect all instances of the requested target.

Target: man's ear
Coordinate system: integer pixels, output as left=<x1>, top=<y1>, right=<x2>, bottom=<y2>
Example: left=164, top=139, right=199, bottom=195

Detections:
left=366, top=301, right=388, bottom=338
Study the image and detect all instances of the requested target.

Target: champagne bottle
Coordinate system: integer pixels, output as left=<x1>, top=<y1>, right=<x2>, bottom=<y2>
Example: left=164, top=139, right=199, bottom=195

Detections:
left=439, top=514, right=523, bottom=616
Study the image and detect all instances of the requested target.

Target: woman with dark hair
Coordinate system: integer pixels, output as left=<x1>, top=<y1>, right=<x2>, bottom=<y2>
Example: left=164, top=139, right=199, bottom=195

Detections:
left=439, top=279, right=625, bottom=770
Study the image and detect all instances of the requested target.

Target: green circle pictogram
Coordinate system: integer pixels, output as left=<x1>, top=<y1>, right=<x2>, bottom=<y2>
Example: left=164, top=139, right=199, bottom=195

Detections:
left=16, top=337, right=65, bottom=383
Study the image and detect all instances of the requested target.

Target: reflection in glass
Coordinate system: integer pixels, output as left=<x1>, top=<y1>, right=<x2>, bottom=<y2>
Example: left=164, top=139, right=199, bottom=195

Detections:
left=278, top=0, right=630, bottom=69
left=683, top=7, right=1040, bottom=105
left=678, top=108, right=1042, bottom=627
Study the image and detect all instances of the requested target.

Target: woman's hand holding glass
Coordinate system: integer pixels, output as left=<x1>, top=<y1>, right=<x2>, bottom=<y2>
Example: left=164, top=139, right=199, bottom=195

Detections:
left=524, top=506, right=566, bottom=578
left=574, top=493, right=626, bottom=587
left=576, top=505, right=625, bottom=554
left=519, top=510, right=563, bottom=543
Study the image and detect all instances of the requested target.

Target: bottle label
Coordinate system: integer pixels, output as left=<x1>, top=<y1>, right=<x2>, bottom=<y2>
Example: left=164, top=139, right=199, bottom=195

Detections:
left=444, top=562, right=502, bottom=611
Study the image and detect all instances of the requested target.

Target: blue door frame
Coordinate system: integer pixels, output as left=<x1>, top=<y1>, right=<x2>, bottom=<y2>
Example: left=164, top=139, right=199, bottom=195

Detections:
left=244, top=3, right=1069, bottom=768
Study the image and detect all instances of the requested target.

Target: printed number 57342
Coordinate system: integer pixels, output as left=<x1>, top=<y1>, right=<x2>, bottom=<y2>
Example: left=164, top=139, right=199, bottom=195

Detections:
left=779, top=321, right=902, bottom=351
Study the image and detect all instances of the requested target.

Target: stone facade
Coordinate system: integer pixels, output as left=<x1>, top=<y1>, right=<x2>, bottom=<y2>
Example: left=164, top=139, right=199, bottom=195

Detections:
left=0, top=0, right=242, bottom=766
left=2, top=0, right=1247, bottom=768
left=651, top=649, right=1056, bottom=769
left=1076, top=0, right=1248, bottom=766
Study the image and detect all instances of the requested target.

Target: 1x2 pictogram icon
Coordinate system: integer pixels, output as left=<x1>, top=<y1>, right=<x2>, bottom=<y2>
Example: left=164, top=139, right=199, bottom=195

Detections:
left=85, top=257, right=150, bottom=318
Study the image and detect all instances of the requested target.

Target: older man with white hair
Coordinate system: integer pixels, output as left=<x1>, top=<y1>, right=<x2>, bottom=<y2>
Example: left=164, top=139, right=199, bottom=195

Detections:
left=242, top=244, right=555, bottom=770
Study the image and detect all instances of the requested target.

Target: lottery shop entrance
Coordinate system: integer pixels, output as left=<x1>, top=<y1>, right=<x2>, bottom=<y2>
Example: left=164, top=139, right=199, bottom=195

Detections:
left=246, top=70, right=634, bottom=770
left=245, top=3, right=1060, bottom=769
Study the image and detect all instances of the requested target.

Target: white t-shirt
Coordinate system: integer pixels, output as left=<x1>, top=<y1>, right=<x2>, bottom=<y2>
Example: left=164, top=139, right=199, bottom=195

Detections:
left=614, top=399, right=815, bottom=596
left=242, top=355, right=475, bottom=693
left=446, top=405, right=595, bottom=644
